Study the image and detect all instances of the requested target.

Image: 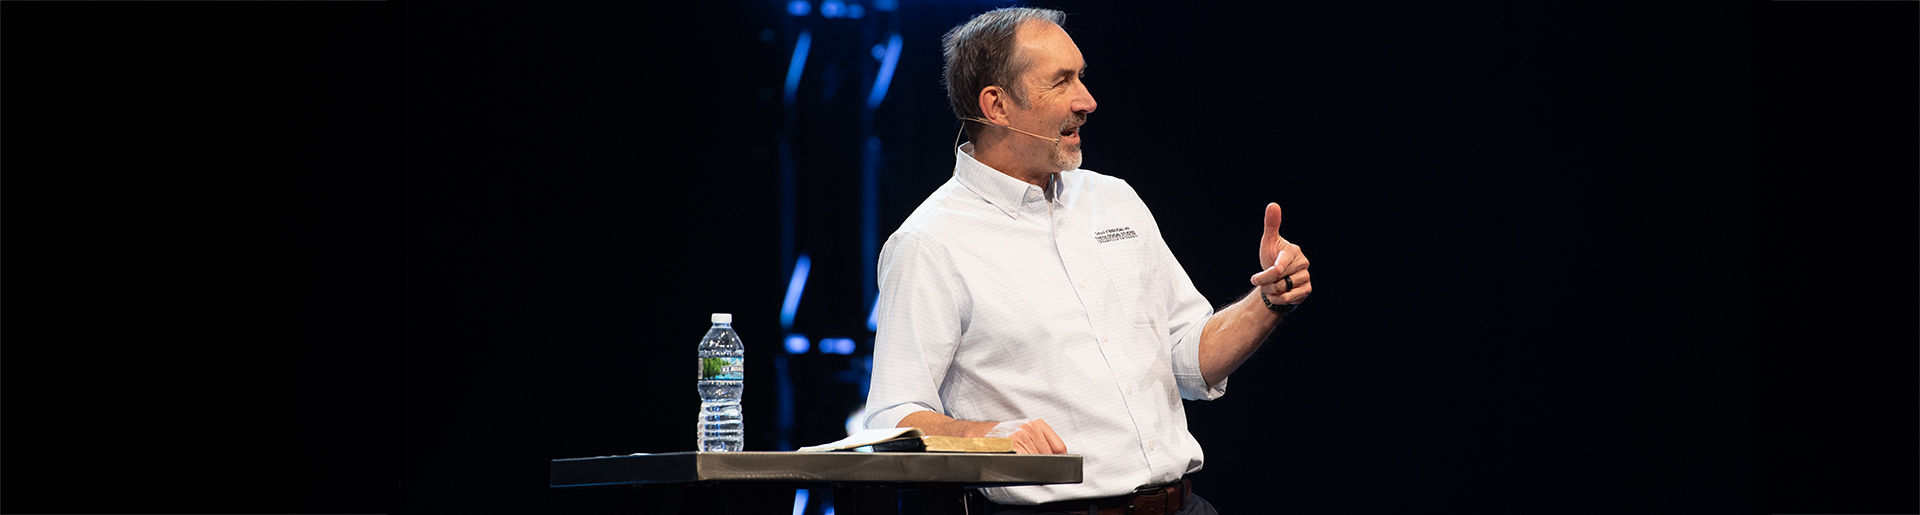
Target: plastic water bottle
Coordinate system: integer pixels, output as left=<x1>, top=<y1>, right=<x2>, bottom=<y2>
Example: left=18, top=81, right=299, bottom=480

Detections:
left=696, top=313, right=744, bottom=451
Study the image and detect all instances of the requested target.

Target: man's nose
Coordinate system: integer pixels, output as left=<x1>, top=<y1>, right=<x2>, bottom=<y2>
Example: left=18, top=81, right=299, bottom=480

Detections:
left=1074, top=82, right=1097, bottom=114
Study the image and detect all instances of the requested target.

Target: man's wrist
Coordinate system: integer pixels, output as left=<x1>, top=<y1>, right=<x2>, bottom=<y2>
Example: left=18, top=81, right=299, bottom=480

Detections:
left=957, top=420, right=999, bottom=438
left=1260, top=290, right=1296, bottom=316
left=934, top=419, right=995, bottom=438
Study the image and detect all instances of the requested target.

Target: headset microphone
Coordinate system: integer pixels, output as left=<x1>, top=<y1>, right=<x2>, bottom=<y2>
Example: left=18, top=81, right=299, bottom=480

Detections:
left=961, top=116, right=1063, bottom=144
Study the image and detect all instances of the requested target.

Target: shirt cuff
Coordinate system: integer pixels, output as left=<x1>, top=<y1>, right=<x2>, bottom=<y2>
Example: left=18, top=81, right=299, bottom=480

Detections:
left=865, top=402, right=937, bottom=430
left=1173, top=333, right=1228, bottom=400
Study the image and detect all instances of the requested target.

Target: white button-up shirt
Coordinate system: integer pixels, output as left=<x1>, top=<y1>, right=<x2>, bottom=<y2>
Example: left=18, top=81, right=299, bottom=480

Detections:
left=864, top=143, right=1226, bottom=505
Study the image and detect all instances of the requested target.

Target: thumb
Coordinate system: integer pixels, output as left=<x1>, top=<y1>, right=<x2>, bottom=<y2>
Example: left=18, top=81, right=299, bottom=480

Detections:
left=1260, top=203, right=1283, bottom=248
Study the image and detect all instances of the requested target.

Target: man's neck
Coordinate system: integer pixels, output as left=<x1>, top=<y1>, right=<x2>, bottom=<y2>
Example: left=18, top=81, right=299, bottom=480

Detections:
left=966, top=138, right=1054, bottom=191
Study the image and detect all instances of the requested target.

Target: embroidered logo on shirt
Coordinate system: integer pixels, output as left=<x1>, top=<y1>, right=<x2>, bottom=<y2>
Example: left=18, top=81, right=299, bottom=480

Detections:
left=1095, top=227, right=1138, bottom=243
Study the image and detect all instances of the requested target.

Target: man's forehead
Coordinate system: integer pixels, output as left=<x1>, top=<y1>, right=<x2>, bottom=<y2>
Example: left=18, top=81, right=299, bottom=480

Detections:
left=1013, top=20, right=1084, bottom=72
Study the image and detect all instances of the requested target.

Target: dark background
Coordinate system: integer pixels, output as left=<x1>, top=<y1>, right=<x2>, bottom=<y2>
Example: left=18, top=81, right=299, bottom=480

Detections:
left=2, top=1, right=1913, bottom=514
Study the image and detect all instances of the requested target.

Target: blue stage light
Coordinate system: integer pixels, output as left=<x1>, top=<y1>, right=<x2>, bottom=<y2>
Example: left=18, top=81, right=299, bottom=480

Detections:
left=873, top=0, right=897, bottom=11
left=792, top=490, right=810, bottom=515
left=785, top=31, right=811, bottom=104
left=819, top=338, right=855, bottom=355
left=786, top=0, right=810, bottom=16
left=865, top=33, right=902, bottom=110
left=847, top=4, right=864, bottom=18
left=781, top=254, right=812, bottom=330
left=820, top=0, right=843, bottom=18
left=867, top=299, right=879, bottom=332
left=785, top=334, right=811, bottom=354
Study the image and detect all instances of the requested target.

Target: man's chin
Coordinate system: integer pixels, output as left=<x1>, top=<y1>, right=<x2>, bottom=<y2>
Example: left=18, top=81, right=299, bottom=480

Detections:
left=1054, top=148, right=1084, bottom=172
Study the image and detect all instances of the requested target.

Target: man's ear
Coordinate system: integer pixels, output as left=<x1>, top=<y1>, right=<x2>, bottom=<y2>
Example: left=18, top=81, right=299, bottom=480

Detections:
left=977, top=86, right=1009, bottom=125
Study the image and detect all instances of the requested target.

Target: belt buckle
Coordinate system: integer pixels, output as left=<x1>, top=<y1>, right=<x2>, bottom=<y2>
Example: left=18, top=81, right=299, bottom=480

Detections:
left=1127, top=486, right=1171, bottom=515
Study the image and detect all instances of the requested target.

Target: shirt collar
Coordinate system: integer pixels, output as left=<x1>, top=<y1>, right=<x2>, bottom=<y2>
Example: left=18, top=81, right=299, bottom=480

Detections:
left=955, top=142, right=1056, bottom=219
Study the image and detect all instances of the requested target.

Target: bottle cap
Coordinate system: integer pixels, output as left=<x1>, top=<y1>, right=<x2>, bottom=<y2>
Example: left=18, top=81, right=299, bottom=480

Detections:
left=711, top=313, right=732, bottom=324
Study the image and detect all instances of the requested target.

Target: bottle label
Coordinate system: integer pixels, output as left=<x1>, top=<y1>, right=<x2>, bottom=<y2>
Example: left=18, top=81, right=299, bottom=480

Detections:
left=699, top=357, right=743, bottom=380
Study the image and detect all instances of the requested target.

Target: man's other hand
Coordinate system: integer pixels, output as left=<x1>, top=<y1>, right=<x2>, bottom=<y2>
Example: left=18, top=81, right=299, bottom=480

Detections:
left=1252, top=202, right=1312, bottom=306
left=898, top=411, right=1069, bottom=454
left=985, top=418, right=1070, bottom=455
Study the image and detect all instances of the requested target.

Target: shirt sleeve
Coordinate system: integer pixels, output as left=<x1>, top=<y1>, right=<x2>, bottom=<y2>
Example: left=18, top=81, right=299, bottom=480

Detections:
left=1139, top=203, right=1227, bottom=401
left=863, top=229, right=970, bottom=429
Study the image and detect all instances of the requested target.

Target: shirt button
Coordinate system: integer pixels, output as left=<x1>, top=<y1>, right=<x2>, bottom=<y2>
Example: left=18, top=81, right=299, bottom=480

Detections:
left=1101, top=334, right=1110, bottom=342
left=1078, top=280, right=1088, bottom=289
left=1125, top=386, right=1134, bottom=395
left=1148, top=442, right=1157, bottom=450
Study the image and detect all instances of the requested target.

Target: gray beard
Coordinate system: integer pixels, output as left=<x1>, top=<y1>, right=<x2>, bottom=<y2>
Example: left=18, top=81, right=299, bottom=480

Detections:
left=1052, top=143, right=1083, bottom=172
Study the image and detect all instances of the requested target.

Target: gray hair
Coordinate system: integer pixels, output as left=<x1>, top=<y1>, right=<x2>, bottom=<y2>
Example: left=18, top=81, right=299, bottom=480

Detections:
left=942, top=7, right=1068, bottom=140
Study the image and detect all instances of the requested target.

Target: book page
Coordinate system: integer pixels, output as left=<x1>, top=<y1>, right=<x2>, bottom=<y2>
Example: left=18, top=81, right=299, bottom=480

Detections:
left=795, top=427, right=925, bottom=452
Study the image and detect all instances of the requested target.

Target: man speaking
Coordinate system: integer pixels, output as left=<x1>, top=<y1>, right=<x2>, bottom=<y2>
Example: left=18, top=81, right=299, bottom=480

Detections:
left=863, top=7, right=1313, bottom=514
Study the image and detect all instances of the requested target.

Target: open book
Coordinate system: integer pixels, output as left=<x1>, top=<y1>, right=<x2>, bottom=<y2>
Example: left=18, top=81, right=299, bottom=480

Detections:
left=796, top=427, right=1015, bottom=453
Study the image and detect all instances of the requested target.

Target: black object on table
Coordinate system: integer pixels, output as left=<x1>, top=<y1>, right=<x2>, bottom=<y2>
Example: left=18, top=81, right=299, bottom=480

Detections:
left=550, top=451, right=1083, bottom=515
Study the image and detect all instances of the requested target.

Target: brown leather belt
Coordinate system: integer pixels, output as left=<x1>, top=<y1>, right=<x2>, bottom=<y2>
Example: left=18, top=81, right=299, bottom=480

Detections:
left=993, top=478, right=1190, bottom=515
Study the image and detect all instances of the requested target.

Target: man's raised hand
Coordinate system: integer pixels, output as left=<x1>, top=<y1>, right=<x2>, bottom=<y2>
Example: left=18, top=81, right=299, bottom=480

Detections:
left=1251, top=202, right=1312, bottom=306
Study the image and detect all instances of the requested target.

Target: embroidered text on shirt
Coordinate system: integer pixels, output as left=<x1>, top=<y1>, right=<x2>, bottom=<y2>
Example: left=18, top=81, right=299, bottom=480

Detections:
left=1095, top=227, right=1138, bottom=243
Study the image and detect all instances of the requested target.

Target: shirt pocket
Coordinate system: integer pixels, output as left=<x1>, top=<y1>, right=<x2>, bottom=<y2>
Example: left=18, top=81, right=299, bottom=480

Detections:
left=1094, top=235, right=1156, bottom=329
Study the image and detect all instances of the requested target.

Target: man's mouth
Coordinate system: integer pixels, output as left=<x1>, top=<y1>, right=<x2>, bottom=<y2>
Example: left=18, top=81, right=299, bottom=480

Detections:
left=1060, top=126, right=1079, bottom=138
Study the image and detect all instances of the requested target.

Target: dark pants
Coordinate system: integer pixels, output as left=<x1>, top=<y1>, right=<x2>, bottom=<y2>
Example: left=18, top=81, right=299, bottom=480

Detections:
left=974, top=491, right=1220, bottom=515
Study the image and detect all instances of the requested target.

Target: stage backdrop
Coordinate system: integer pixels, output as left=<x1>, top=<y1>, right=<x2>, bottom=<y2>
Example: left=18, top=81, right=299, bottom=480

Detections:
left=2, top=1, right=1911, bottom=515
